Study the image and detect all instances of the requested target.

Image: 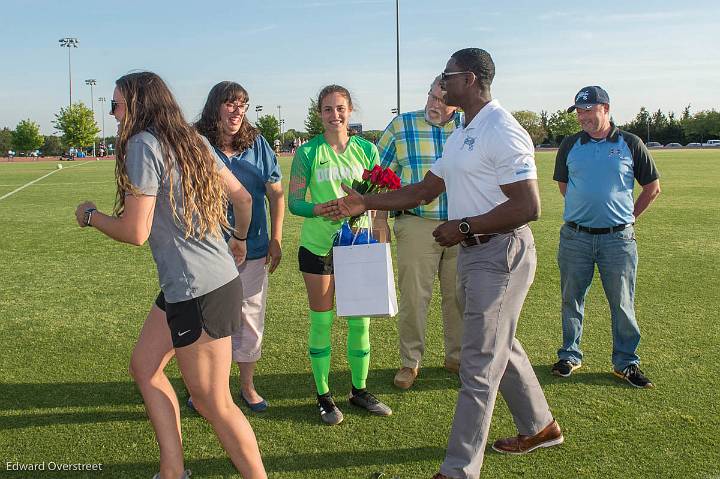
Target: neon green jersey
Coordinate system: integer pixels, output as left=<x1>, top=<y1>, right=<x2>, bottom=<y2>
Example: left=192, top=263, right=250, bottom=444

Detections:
left=289, top=134, right=379, bottom=255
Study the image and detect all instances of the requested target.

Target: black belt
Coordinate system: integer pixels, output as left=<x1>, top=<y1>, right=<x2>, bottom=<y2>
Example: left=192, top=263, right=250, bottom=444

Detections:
left=398, top=210, right=418, bottom=217
left=460, top=225, right=529, bottom=247
left=461, top=234, right=497, bottom=247
left=566, top=222, right=631, bottom=235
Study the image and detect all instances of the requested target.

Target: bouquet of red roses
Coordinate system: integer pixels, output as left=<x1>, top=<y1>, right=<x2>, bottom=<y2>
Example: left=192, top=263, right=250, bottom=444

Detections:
left=347, top=165, right=401, bottom=229
left=352, top=165, right=402, bottom=194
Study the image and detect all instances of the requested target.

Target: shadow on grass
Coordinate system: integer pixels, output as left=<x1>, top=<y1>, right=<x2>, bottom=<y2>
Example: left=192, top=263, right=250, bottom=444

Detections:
left=533, top=364, right=630, bottom=388
left=0, top=367, right=461, bottom=412
left=3, top=447, right=444, bottom=477
left=0, top=410, right=149, bottom=430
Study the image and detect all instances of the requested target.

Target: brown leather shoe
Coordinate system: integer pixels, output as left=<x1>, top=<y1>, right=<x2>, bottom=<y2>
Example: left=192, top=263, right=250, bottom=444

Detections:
left=491, top=419, right=564, bottom=454
left=444, top=358, right=460, bottom=375
left=393, top=367, right=418, bottom=389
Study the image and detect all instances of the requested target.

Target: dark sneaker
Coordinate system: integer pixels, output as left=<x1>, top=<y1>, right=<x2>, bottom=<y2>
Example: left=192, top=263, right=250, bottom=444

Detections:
left=349, top=390, right=392, bottom=416
left=317, top=393, right=344, bottom=425
left=613, top=364, right=654, bottom=389
left=551, top=359, right=581, bottom=377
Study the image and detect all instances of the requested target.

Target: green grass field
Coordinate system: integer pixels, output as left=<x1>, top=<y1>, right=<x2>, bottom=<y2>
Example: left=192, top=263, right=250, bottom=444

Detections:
left=1, top=149, right=718, bottom=478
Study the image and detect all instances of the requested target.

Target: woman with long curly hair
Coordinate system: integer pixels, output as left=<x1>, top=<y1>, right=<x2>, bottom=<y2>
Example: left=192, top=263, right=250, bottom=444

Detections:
left=192, top=81, right=284, bottom=413
left=74, top=72, right=266, bottom=479
left=289, top=84, right=392, bottom=425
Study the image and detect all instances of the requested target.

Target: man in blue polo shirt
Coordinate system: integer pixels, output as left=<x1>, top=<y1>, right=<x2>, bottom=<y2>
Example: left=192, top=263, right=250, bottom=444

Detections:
left=552, top=86, right=661, bottom=388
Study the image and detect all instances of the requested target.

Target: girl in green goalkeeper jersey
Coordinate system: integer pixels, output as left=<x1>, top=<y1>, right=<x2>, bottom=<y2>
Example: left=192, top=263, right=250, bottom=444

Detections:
left=289, top=85, right=392, bottom=425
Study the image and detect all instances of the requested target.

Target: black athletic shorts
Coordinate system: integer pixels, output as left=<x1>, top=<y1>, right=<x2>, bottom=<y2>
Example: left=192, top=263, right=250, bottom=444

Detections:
left=298, top=246, right=334, bottom=275
left=155, top=275, right=243, bottom=348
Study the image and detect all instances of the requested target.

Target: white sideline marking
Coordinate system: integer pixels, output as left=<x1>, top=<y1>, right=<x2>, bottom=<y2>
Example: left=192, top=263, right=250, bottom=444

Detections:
left=0, top=161, right=92, bottom=201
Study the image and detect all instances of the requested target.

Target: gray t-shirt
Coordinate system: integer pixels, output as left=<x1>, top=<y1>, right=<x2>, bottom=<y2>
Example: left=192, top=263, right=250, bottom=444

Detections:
left=125, top=131, right=238, bottom=303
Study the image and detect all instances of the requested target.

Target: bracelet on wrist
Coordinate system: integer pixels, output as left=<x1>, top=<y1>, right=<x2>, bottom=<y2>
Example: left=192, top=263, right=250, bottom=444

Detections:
left=232, top=232, right=247, bottom=241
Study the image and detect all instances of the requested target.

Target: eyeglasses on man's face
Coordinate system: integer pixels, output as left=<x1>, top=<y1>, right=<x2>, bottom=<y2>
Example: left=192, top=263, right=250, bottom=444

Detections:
left=440, top=71, right=473, bottom=81
left=427, top=91, right=447, bottom=105
left=224, top=101, right=250, bottom=113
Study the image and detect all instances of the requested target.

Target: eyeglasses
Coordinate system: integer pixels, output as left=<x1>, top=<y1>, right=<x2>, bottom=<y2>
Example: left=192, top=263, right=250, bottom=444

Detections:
left=427, top=92, right=447, bottom=105
left=440, top=71, right=473, bottom=81
left=224, top=101, right=250, bottom=113
left=110, top=99, right=125, bottom=115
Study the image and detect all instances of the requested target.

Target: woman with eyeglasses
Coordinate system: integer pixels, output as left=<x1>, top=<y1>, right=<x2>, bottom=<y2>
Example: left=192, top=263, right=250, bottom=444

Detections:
left=75, top=72, right=266, bottom=479
left=191, top=81, right=284, bottom=413
left=289, top=84, right=392, bottom=425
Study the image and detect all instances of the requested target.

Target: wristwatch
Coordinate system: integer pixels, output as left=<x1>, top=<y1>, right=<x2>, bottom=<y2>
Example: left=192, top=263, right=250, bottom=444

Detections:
left=458, top=217, right=471, bottom=235
left=83, top=208, right=97, bottom=227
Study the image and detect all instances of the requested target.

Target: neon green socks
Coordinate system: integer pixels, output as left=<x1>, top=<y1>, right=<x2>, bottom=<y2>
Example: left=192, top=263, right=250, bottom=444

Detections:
left=308, top=309, right=334, bottom=395
left=309, top=311, right=371, bottom=394
left=347, top=316, right=370, bottom=390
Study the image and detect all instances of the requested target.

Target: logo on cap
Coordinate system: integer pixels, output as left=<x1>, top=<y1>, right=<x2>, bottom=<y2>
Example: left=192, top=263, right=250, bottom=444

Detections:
left=576, top=91, right=590, bottom=102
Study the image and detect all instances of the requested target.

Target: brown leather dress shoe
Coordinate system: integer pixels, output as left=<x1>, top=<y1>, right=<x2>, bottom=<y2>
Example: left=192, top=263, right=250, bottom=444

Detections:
left=491, top=419, right=564, bottom=454
left=393, top=367, right=418, bottom=389
left=444, top=358, right=460, bottom=375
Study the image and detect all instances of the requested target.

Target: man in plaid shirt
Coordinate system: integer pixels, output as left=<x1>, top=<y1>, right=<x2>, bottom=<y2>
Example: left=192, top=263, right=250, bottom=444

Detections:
left=378, top=77, right=464, bottom=389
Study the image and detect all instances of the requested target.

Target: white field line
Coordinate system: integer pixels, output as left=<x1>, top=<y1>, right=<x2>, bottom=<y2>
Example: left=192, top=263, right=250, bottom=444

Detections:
left=0, top=181, right=114, bottom=187
left=0, top=161, right=93, bottom=201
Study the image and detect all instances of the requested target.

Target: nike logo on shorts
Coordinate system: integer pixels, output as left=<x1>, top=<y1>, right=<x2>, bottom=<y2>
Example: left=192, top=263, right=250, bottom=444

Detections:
left=178, top=329, right=192, bottom=336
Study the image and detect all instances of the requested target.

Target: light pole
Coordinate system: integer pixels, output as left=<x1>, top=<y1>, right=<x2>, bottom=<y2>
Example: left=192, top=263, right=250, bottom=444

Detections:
left=255, top=105, right=263, bottom=123
left=98, top=97, right=106, bottom=156
left=85, top=79, right=96, bottom=156
left=280, top=119, right=285, bottom=146
left=58, top=37, right=79, bottom=107
left=277, top=105, right=283, bottom=145
left=646, top=116, right=650, bottom=144
left=395, top=0, right=400, bottom=114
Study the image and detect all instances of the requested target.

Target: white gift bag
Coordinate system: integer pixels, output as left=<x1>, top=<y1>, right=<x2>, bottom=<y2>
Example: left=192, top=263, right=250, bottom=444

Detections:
left=332, top=213, right=398, bottom=317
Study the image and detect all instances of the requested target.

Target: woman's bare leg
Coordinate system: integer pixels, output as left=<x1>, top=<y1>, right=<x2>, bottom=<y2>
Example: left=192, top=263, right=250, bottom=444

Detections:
left=129, top=305, right=184, bottom=479
left=175, top=333, right=266, bottom=479
left=302, top=272, right=334, bottom=312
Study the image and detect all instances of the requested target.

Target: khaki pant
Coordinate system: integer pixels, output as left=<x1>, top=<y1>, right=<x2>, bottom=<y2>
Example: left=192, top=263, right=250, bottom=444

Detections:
left=440, top=227, right=553, bottom=479
left=393, top=214, right=463, bottom=369
left=231, top=258, right=269, bottom=363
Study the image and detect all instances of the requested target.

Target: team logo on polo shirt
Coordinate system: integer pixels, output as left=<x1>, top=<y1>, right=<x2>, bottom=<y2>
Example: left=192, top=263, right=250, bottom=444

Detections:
left=515, top=160, right=536, bottom=176
left=463, top=137, right=476, bottom=151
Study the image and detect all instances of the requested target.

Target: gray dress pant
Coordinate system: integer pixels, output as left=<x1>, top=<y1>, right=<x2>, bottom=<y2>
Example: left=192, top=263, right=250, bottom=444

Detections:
left=440, top=227, right=554, bottom=479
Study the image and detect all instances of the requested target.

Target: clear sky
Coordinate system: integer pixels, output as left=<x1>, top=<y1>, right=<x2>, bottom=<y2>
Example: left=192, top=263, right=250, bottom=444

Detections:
left=1, top=0, right=719, bottom=135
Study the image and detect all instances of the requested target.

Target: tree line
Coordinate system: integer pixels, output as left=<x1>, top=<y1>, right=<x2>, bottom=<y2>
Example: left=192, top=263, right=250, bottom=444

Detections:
left=511, top=106, right=720, bottom=146
left=1, top=102, right=105, bottom=157
left=5, top=100, right=718, bottom=157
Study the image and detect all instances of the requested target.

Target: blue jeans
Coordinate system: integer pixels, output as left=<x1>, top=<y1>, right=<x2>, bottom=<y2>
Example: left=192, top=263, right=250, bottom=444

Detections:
left=557, top=223, right=641, bottom=370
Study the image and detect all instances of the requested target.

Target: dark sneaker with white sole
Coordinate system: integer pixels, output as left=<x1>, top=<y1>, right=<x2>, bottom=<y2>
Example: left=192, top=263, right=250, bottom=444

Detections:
left=317, top=393, right=344, bottom=425
left=349, top=389, right=392, bottom=416
left=613, top=364, right=654, bottom=389
left=551, top=359, right=581, bottom=377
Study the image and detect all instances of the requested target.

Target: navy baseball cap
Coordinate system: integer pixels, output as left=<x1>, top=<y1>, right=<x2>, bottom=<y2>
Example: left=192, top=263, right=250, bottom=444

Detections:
left=567, top=86, right=610, bottom=112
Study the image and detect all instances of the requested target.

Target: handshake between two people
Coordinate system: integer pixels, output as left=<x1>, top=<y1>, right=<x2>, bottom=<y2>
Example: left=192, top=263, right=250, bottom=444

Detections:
left=314, top=183, right=469, bottom=248
left=314, top=183, right=366, bottom=222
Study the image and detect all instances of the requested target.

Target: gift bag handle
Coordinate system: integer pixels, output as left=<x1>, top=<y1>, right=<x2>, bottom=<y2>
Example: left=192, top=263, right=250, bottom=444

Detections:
left=350, top=210, right=373, bottom=246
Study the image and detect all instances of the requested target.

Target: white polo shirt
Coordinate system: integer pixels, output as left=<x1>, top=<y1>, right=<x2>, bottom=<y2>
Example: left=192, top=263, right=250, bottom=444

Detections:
left=430, top=99, right=537, bottom=220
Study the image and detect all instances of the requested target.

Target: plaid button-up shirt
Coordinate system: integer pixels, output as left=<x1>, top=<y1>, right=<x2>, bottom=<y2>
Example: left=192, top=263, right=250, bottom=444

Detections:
left=377, top=109, right=461, bottom=220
